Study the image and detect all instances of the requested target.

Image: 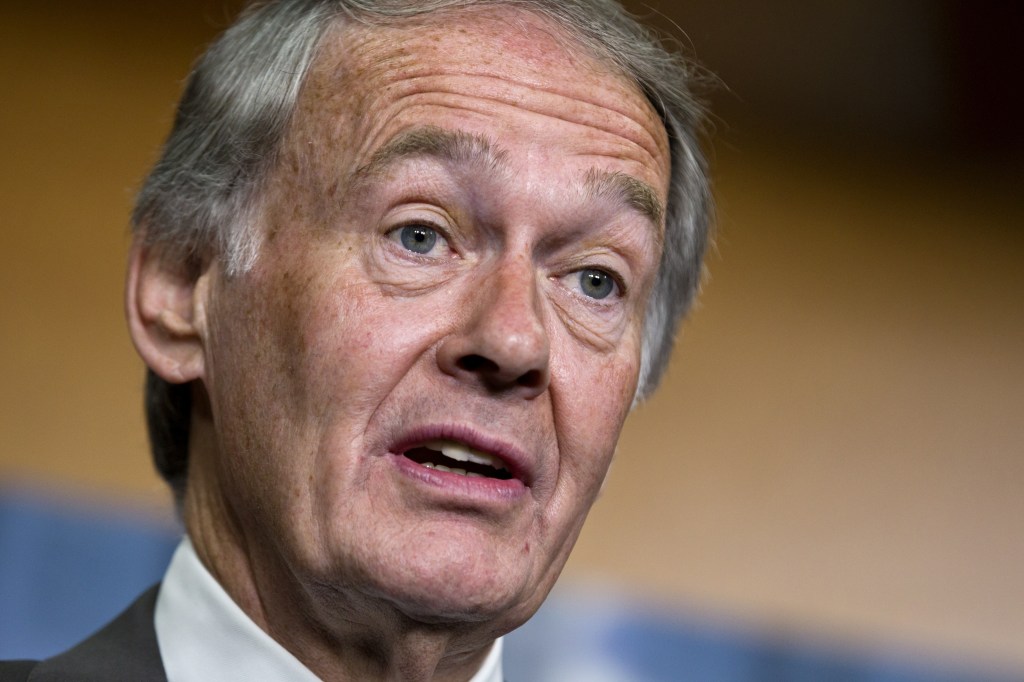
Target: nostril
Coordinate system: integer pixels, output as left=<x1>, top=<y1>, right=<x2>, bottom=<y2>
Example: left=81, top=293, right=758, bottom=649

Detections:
left=516, top=368, right=545, bottom=388
left=457, top=354, right=499, bottom=374
left=456, top=354, right=544, bottom=390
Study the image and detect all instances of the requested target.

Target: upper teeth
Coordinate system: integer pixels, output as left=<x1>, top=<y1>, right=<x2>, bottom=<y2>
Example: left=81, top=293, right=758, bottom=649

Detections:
left=423, top=439, right=508, bottom=472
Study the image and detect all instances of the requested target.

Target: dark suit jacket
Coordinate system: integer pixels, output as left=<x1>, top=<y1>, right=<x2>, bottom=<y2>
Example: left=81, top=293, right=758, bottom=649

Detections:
left=0, top=585, right=166, bottom=682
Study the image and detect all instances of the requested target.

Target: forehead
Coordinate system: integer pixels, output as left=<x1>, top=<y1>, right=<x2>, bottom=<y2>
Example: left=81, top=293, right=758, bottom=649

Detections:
left=287, top=7, right=671, bottom=195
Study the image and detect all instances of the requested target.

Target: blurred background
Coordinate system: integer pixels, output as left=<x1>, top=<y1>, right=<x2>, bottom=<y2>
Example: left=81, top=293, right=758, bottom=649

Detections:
left=1, top=1, right=1022, bottom=679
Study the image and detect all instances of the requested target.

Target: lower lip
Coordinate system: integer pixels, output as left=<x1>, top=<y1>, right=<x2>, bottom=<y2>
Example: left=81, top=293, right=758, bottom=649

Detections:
left=389, top=453, right=528, bottom=502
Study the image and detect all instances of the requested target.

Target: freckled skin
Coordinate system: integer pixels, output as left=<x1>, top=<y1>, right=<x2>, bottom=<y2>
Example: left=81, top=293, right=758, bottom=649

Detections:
left=183, top=8, right=670, bottom=681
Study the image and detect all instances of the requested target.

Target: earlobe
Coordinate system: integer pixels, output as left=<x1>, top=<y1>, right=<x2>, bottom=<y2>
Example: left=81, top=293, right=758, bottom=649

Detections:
left=125, top=240, right=209, bottom=384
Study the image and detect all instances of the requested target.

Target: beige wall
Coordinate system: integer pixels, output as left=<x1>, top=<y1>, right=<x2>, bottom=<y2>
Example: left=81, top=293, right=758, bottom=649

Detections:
left=2, top=2, right=1022, bottom=677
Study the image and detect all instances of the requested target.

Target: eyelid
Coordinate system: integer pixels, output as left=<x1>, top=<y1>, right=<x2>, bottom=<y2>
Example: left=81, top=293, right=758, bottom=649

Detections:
left=556, top=244, right=633, bottom=291
left=383, top=211, right=459, bottom=257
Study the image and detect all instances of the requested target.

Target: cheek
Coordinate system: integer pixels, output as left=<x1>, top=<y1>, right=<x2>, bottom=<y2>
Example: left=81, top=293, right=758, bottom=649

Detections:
left=553, top=346, right=639, bottom=494
left=254, top=246, right=455, bottom=422
left=206, top=270, right=308, bottom=442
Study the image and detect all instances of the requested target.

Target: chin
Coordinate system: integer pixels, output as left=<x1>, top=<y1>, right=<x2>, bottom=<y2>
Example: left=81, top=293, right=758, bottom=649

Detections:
left=361, top=545, right=549, bottom=629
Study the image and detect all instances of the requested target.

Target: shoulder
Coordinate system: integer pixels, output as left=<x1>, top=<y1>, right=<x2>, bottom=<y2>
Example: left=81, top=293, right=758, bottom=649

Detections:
left=0, top=661, right=36, bottom=682
left=20, top=585, right=167, bottom=682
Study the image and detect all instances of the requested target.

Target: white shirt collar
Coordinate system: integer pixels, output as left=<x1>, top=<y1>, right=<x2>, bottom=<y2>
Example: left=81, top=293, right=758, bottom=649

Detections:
left=155, top=537, right=503, bottom=682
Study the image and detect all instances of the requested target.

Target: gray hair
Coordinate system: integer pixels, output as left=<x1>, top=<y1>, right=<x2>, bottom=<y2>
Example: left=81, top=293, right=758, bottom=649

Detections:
left=133, top=0, right=712, bottom=496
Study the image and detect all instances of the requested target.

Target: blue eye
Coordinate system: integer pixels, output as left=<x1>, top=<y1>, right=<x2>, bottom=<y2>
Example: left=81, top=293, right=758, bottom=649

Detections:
left=579, top=269, right=615, bottom=299
left=398, top=225, right=438, bottom=254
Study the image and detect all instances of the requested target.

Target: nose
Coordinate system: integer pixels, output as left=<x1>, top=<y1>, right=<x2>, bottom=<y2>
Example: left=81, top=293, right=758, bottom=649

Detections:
left=436, top=257, right=550, bottom=399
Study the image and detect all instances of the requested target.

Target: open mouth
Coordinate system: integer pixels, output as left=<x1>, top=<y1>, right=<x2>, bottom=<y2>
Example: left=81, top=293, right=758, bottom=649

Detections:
left=402, top=439, right=513, bottom=480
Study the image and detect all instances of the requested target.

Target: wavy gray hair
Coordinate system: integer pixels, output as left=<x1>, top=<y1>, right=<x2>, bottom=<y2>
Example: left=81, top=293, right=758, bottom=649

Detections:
left=134, top=0, right=713, bottom=498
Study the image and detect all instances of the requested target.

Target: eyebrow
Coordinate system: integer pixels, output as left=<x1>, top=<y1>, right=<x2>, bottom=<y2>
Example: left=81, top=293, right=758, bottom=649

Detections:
left=351, top=125, right=665, bottom=231
left=582, top=168, right=665, bottom=228
left=351, top=126, right=507, bottom=184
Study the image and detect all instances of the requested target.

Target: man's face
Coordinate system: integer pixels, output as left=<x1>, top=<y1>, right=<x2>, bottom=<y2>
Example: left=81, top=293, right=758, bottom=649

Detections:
left=195, top=9, right=670, bottom=631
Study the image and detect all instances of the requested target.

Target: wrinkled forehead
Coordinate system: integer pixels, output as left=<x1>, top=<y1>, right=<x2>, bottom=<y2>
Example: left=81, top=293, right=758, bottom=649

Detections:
left=324, top=7, right=629, bottom=87
left=286, top=6, right=670, bottom=181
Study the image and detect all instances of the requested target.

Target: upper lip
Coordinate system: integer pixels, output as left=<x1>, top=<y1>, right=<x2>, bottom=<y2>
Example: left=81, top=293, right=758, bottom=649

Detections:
left=389, top=423, right=535, bottom=486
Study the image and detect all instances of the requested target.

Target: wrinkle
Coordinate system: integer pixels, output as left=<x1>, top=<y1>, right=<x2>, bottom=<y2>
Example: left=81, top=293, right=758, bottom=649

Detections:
left=376, top=73, right=668, bottom=167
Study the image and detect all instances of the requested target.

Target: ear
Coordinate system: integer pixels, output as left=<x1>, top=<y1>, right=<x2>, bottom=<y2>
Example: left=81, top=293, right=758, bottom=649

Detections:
left=126, top=240, right=210, bottom=384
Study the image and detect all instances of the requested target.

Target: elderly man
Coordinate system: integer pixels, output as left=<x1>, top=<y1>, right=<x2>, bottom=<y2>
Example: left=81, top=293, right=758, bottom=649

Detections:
left=2, top=0, right=710, bottom=680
